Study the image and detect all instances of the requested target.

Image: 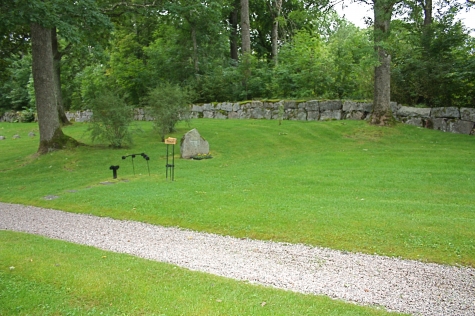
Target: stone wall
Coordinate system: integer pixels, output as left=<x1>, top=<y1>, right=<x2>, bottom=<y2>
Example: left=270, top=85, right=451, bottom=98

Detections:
left=64, top=108, right=153, bottom=122
left=65, top=110, right=93, bottom=122
left=0, top=111, right=21, bottom=122
left=189, top=100, right=475, bottom=135
left=2, top=101, right=474, bottom=135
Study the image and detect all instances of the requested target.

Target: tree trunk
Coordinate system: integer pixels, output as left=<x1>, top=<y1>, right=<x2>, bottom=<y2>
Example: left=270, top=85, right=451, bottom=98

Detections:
left=419, top=0, right=433, bottom=49
left=51, top=28, right=71, bottom=126
left=229, top=0, right=239, bottom=60
left=240, top=0, right=251, bottom=54
left=191, top=25, right=199, bottom=72
left=370, top=0, right=395, bottom=126
left=421, top=0, right=432, bottom=26
left=31, top=23, right=74, bottom=154
left=271, top=0, right=282, bottom=65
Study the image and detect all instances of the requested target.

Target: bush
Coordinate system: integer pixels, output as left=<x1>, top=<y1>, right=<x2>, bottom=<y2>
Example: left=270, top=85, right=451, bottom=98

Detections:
left=88, top=90, right=134, bottom=148
left=19, top=107, right=36, bottom=123
left=144, top=83, right=193, bottom=142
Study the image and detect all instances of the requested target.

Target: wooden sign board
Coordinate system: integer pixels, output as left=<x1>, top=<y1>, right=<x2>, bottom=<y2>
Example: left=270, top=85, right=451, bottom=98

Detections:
left=165, top=137, right=177, bottom=145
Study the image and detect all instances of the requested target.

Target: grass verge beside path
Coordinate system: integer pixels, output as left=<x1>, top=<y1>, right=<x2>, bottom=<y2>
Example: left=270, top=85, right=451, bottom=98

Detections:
left=0, top=120, right=474, bottom=266
left=0, top=231, right=402, bottom=316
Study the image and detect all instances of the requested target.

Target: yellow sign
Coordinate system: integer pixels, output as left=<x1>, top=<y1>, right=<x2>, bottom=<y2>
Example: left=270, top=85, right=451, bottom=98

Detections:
left=165, top=137, right=177, bottom=145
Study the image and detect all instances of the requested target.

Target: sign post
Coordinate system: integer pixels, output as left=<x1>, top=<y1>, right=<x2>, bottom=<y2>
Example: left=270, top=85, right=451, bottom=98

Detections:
left=165, top=137, right=177, bottom=181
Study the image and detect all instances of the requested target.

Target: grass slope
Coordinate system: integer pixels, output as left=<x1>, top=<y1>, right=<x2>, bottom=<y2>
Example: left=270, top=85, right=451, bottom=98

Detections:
left=0, top=120, right=474, bottom=266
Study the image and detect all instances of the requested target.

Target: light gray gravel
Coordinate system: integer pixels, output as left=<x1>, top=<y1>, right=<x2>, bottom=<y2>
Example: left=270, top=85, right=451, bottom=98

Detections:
left=1, top=202, right=474, bottom=315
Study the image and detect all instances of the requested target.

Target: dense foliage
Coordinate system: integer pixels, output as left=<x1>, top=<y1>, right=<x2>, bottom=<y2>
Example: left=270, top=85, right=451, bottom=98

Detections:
left=0, top=0, right=474, bottom=116
left=88, top=90, right=134, bottom=148
left=144, top=82, right=193, bottom=141
left=389, top=6, right=475, bottom=107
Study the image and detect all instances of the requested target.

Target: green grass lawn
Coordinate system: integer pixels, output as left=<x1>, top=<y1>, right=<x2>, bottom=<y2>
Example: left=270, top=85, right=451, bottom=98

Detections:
left=1, top=119, right=472, bottom=315
left=1, top=119, right=474, bottom=266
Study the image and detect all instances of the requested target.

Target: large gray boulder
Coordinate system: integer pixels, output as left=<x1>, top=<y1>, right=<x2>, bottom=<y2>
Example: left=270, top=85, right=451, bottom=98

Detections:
left=220, top=102, right=234, bottom=112
left=203, top=111, right=214, bottom=118
left=432, top=118, right=448, bottom=132
left=297, top=109, right=307, bottom=121
left=263, top=109, right=273, bottom=120
left=305, top=100, right=319, bottom=111
left=284, top=101, right=297, bottom=109
left=460, top=108, right=475, bottom=121
left=346, top=111, right=366, bottom=120
left=390, top=102, right=400, bottom=114
left=228, top=111, right=239, bottom=119
left=431, top=107, right=460, bottom=119
left=448, top=120, right=474, bottom=135
left=320, top=100, right=342, bottom=111
left=180, top=129, right=210, bottom=159
left=202, top=103, right=214, bottom=111
left=250, top=107, right=265, bottom=119
left=320, top=110, right=342, bottom=120
left=191, top=104, right=204, bottom=112
left=405, top=117, right=424, bottom=127
left=397, top=106, right=431, bottom=118
left=307, top=110, right=319, bottom=121
left=215, top=111, right=227, bottom=119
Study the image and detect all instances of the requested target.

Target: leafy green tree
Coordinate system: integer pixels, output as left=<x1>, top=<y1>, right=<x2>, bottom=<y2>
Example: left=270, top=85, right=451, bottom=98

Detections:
left=0, top=0, right=110, bottom=153
left=273, top=30, right=333, bottom=98
left=390, top=3, right=474, bottom=107
left=144, top=83, right=193, bottom=142
left=1, top=55, right=32, bottom=111
left=327, top=21, right=376, bottom=100
left=88, top=90, right=134, bottom=148
left=107, top=30, right=148, bottom=106
left=143, top=0, right=231, bottom=100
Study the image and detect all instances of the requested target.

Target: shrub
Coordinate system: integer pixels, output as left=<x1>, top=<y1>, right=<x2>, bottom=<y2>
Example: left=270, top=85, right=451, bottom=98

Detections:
left=88, top=90, right=134, bottom=148
left=144, top=83, right=193, bottom=142
left=19, top=107, right=36, bottom=122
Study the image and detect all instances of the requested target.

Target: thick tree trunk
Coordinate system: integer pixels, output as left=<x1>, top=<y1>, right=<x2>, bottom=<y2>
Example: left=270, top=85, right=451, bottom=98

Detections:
left=31, top=23, right=73, bottom=154
left=372, top=48, right=392, bottom=124
left=51, top=28, right=71, bottom=126
left=229, top=0, right=239, bottom=60
left=271, top=0, right=282, bottom=65
left=240, top=0, right=251, bottom=54
left=370, top=0, right=395, bottom=126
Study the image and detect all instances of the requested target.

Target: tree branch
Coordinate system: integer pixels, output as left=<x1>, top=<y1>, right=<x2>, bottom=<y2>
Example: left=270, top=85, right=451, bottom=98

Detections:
left=101, top=0, right=161, bottom=13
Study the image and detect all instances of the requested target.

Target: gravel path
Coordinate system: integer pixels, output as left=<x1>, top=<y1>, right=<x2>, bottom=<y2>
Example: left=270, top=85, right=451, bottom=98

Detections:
left=1, top=202, right=474, bottom=315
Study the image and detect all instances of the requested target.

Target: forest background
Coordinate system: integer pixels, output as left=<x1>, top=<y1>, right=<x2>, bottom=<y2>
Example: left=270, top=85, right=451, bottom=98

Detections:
left=1, top=0, right=474, bottom=120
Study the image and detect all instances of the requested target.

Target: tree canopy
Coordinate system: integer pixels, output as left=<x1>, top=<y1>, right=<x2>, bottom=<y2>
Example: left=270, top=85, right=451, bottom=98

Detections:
left=0, top=0, right=474, bottom=149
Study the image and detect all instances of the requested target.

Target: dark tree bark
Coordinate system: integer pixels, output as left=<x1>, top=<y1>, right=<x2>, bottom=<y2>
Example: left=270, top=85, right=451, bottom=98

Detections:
left=240, top=0, right=251, bottom=54
left=229, top=0, right=239, bottom=60
left=51, top=28, right=71, bottom=126
left=420, top=0, right=432, bottom=26
left=31, top=23, right=76, bottom=154
left=271, top=0, right=282, bottom=65
left=370, top=0, right=396, bottom=126
left=191, top=25, right=199, bottom=72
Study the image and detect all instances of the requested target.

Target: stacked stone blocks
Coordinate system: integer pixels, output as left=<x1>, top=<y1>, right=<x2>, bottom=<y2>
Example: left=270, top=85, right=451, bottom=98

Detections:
left=1, top=100, right=474, bottom=136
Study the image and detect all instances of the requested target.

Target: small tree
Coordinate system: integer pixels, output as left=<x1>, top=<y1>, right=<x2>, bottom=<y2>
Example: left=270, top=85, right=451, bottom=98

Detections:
left=145, top=83, right=193, bottom=142
left=88, top=90, right=134, bottom=148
